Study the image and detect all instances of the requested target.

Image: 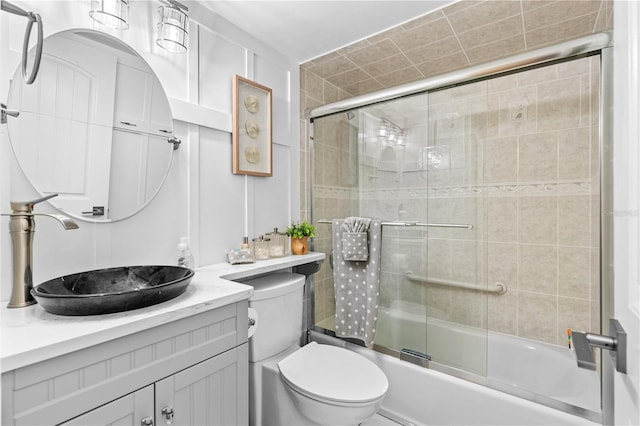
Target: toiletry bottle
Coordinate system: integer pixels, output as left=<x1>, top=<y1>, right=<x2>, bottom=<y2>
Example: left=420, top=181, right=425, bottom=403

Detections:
left=177, top=237, right=195, bottom=269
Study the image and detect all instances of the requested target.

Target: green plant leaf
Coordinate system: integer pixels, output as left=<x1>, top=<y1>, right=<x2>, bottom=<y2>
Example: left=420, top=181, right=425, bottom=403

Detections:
left=285, top=220, right=317, bottom=238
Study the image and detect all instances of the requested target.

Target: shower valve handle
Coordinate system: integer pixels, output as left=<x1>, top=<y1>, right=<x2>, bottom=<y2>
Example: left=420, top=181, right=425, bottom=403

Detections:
left=572, top=318, right=626, bottom=374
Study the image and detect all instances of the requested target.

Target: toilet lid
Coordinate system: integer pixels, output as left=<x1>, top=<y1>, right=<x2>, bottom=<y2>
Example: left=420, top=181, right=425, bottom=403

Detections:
left=277, top=342, right=388, bottom=404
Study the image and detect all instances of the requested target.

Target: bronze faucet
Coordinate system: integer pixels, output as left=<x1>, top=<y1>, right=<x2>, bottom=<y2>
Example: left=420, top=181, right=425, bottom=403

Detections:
left=5, top=194, right=78, bottom=308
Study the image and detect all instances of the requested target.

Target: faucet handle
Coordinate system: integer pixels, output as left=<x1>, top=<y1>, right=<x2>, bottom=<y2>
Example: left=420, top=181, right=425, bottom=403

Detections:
left=1, top=102, right=20, bottom=124
left=10, top=193, right=58, bottom=213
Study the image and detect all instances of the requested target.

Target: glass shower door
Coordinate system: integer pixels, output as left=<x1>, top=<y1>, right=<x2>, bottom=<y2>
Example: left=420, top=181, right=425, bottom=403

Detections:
left=357, top=94, right=431, bottom=360
left=310, top=90, right=490, bottom=376
left=421, top=82, right=489, bottom=376
left=419, top=55, right=602, bottom=413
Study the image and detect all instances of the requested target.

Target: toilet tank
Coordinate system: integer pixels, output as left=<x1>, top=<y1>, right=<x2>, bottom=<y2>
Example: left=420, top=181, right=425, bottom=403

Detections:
left=245, top=272, right=306, bottom=362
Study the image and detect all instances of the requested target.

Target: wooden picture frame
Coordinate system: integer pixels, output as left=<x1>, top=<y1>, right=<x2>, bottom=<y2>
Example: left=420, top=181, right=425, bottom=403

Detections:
left=232, top=75, right=273, bottom=176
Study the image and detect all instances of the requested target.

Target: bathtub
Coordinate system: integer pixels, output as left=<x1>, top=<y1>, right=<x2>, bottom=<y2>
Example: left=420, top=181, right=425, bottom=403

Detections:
left=373, top=307, right=601, bottom=413
left=312, top=307, right=601, bottom=425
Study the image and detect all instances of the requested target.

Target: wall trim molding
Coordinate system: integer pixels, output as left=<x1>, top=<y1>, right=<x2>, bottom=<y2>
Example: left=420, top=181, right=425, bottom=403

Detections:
left=170, top=97, right=232, bottom=132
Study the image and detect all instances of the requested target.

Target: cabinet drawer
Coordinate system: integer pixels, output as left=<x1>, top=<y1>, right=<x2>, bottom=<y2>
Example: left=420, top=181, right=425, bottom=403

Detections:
left=60, top=385, right=154, bottom=426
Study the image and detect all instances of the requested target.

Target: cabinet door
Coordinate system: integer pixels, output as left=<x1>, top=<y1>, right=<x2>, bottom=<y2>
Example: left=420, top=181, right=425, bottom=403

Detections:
left=60, top=385, right=153, bottom=426
left=155, top=345, right=249, bottom=426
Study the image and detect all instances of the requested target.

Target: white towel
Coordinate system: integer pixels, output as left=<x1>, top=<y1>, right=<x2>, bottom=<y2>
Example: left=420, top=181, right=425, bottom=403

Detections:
left=332, top=218, right=382, bottom=348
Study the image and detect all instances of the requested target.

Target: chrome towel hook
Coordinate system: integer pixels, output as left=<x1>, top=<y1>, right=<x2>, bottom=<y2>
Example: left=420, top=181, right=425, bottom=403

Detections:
left=1, top=1, right=43, bottom=85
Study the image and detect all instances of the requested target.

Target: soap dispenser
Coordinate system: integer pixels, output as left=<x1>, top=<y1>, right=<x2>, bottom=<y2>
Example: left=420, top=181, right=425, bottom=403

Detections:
left=177, top=237, right=195, bottom=269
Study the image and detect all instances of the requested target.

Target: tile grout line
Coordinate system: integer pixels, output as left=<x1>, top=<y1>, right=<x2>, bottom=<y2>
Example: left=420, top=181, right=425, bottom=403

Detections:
left=591, top=0, right=605, bottom=33
left=442, top=12, right=471, bottom=66
left=556, top=125, right=561, bottom=345
left=520, top=0, right=528, bottom=51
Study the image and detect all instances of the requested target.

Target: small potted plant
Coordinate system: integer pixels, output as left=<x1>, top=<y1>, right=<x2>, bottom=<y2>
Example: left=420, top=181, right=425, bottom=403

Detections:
left=285, top=220, right=317, bottom=255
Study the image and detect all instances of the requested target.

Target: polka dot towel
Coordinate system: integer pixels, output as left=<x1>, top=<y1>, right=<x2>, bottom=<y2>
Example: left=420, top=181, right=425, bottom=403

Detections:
left=332, top=218, right=382, bottom=348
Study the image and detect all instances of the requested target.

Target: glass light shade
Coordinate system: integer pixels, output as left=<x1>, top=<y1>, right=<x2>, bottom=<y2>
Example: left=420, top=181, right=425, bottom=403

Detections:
left=378, top=122, right=388, bottom=137
left=396, top=130, right=407, bottom=146
left=156, top=5, right=189, bottom=53
left=89, top=0, right=129, bottom=30
left=379, top=119, right=407, bottom=146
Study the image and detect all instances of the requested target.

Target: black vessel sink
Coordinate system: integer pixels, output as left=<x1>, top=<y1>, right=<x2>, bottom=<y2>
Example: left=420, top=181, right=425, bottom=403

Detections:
left=31, top=265, right=194, bottom=316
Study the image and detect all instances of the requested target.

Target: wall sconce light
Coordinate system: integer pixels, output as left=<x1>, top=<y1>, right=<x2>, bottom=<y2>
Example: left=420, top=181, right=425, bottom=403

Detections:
left=89, top=0, right=129, bottom=30
left=156, top=0, right=189, bottom=53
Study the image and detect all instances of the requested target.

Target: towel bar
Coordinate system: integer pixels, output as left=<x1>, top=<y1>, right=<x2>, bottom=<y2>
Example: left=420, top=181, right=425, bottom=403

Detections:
left=316, top=220, right=473, bottom=229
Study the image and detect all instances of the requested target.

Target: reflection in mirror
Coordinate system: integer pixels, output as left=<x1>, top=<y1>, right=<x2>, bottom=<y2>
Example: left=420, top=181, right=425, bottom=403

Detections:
left=6, top=29, right=175, bottom=222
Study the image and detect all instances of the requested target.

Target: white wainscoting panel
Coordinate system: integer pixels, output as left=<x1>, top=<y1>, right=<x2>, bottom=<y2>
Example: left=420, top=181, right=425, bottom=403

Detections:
left=198, top=26, right=247, bottom=115
left=254, top=55, right=293, bottom=147
left=253, top=143, right=292, bottom=234
left=198, top=127, right=247, bottom=264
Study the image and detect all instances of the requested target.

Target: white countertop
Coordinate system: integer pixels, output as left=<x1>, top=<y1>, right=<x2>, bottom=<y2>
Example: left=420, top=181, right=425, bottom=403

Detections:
left=0, top=253, right=325, bottom=373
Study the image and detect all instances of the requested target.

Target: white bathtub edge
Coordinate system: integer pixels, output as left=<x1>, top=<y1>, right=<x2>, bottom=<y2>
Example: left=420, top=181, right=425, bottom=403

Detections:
left=309, top=331, right=600, bottom=426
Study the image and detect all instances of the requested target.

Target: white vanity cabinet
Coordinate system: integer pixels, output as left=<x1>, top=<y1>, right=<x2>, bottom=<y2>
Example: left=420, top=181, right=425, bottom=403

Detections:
left=1, top=301, right=249, bottom=426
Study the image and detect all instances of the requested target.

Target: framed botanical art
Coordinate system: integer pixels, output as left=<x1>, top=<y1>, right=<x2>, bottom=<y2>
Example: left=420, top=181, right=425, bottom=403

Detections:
left=232, top=75, right=273, bottom=176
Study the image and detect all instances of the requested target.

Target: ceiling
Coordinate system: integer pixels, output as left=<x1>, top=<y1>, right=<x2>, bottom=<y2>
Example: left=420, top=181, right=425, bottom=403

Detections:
left=198, top=1, right=454, bottom=63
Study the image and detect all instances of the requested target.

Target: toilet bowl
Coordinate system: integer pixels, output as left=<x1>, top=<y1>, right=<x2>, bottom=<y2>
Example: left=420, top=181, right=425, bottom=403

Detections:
left=278, top=342, right=388, bottom=425
left=245, top=272, right=388, bottom=426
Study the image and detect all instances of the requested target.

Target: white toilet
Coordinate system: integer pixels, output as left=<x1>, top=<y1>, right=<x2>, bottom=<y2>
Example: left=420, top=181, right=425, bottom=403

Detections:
left=245, top=272, right=388, bottom=426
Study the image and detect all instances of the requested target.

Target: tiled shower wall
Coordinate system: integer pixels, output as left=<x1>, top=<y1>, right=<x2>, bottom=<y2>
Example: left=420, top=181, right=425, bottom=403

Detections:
left=301, top=0, right=612, bottom=346
left=424, top=56, right=600, bottom=345
left=311, top=115, right=359, bottom=323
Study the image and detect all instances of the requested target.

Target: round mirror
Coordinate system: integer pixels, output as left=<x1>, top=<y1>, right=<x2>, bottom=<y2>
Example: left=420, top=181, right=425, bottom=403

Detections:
left=6, top=29, right=175, bottom=222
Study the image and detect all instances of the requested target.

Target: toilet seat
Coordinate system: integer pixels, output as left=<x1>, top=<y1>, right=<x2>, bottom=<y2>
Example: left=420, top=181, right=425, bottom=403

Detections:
left=277, top=342, right=388, bottom=405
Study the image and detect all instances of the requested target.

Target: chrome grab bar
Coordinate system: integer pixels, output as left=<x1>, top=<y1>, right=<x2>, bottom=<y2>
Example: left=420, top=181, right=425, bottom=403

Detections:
left=1, top=1, right=43, bottom=85
left=406, top=272, right=507, bottom=294
left=316, top=219, right=473, bottom=229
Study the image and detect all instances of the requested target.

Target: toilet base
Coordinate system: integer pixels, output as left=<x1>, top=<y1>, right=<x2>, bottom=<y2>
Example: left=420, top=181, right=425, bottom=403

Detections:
left=251, top=356, right=318, bottom=426
left=249, top=346, right=300, bottom=426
